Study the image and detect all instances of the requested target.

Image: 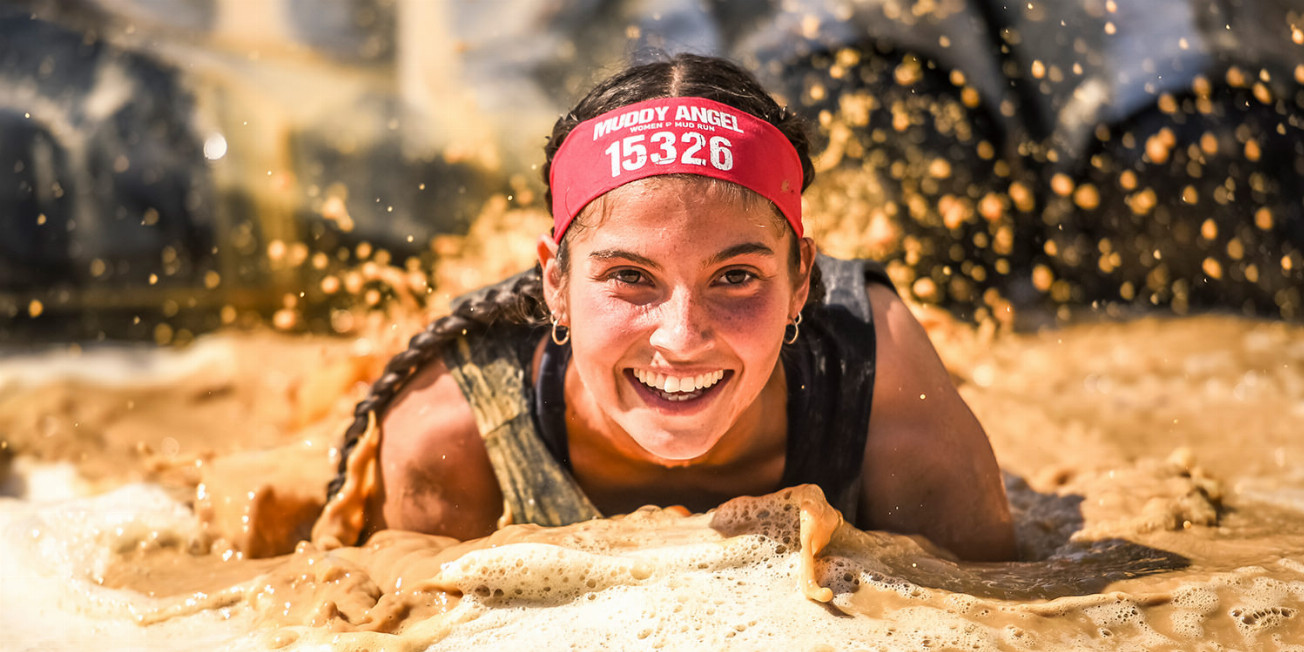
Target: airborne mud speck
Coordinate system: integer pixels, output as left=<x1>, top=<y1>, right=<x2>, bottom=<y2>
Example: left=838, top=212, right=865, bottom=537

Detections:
left=1, top=1, right=1303, bottom=650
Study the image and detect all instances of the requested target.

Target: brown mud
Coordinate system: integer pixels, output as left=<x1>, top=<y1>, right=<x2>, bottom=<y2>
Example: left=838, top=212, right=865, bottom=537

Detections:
left=3, top=306, right=1303, bottom=649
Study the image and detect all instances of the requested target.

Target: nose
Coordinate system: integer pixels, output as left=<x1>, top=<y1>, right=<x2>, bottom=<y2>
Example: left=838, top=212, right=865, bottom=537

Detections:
left=647, top=288, right=713, bottom=358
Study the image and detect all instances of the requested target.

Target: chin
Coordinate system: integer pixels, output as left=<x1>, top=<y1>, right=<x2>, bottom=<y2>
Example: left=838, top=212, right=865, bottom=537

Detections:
left=628, top=426, right=721, bottom=465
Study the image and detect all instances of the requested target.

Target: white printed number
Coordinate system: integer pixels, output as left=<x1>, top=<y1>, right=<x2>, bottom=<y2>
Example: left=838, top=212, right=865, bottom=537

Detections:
left=605, top=131, right=733, bottom=177
left=709, top=136, right=733, bottom=169
left=651, top=132, right=676, bottom=164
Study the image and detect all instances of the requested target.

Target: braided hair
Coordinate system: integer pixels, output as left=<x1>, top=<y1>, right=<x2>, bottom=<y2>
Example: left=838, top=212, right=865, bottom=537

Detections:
left=325, top=53, right=822, bottom=501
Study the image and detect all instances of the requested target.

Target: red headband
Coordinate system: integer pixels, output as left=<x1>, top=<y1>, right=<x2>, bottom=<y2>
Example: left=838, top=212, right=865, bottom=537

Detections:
left=548, top=97, right=804, bottom=243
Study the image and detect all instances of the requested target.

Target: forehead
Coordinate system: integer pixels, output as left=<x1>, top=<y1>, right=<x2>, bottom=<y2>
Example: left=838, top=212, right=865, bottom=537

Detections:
left=571, top=177, right=788, bottom=247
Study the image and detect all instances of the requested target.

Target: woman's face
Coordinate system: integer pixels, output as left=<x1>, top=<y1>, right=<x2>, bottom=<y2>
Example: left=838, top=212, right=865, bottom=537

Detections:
left=542, top=177, right=813, bottom=464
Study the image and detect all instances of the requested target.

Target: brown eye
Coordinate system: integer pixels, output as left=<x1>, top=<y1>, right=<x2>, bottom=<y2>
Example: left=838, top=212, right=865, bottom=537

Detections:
left=720, top=269, right=755, bottom=285
left=613, top=269, right=645, bottom=285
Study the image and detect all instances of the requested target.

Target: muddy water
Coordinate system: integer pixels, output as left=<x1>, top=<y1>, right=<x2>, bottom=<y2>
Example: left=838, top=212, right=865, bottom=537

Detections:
left=4, top=1, right=1303, bottom=647
left=2, top=304, right=1303, bottom=649
left=2, top=188, right=1303, bottom=651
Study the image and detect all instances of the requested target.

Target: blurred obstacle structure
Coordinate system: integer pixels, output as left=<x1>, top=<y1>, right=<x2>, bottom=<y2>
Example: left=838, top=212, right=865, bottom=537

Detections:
left=725, top=0, right=1304, bottom=324
left=0, top=0, right=501, bottom=342
left=0, top=8, right=220, bottom=338
left=985, top=0, right=1304, bottom=321
left=0, top=0, right=1301, bottom=342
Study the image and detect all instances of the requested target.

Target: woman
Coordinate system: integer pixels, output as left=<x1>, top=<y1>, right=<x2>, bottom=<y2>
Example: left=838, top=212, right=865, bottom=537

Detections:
left=322, top=53, right=1015, bottom=562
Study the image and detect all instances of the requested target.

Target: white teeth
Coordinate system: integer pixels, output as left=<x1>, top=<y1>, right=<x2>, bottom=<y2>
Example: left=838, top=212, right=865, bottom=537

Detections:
left=633, top=369, right=725, bottom=394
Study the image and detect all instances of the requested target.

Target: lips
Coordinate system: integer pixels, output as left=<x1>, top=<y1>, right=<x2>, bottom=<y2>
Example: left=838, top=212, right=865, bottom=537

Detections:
left=629, top=368, right=729, bottom=403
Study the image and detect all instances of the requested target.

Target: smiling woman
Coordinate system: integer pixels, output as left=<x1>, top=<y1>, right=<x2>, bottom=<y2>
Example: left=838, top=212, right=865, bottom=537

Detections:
left=318, top=53, right=1016, bottom=563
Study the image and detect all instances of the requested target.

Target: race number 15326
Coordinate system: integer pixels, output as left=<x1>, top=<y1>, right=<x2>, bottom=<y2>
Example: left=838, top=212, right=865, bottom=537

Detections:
left=604, top=131, right=734, bottom=177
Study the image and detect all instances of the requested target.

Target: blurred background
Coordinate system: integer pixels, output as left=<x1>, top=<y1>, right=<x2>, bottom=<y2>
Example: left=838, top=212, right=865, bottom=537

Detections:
left=1, top=0, right=1301, bottom=344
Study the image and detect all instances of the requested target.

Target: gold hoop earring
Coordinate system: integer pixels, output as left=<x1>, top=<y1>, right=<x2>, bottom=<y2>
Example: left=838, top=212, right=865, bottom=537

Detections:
left=550, top=315, right=571, bottom=346
left=784, top=313, right=802, bottom=345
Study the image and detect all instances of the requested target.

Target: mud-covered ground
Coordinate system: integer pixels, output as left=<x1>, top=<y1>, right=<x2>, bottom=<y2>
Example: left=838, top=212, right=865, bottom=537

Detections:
left=2, top=301, right=1302, bottom=649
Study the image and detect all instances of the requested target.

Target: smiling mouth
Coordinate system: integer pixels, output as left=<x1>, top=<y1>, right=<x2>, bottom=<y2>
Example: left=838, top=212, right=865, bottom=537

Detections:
left=630, top=368, right=728, bottom=403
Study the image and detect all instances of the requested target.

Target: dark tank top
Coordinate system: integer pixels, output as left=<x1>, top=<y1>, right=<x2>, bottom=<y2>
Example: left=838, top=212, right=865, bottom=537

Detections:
left=442, top=254, right=893, bottom=527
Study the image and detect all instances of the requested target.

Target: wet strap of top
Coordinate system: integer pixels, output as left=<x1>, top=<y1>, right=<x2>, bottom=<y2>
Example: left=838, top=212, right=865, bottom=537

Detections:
left=442, top=330, right=601, bottom=527
left=861, top=258, right=895, bottom=294
left=535, top=338, right=573, bottom=472
left=778, top=254, right=886, bottom=521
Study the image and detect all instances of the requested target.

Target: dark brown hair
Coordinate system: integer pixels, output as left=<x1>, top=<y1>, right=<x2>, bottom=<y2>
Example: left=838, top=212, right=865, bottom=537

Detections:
left=326, top=53, right=820, bottom=500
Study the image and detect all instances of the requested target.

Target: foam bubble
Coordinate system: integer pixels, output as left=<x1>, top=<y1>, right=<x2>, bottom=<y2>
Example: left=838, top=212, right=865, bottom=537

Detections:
left=1226, top=576, right=1300, bottom=639
left=1002, top=624, right=1037, bottom=647
left=436, top=542, right=656, bottom=603
left=1167, top=584, right=1222, bottom=639
left=1083, top=599, right=1145, bottom=629
left=1172, top=585, right=1220, bottom=614
left=0, top=484, right=264, bottom=649
left=1168, top=610, right=1205, bottom=639
left=1229, top=605, right=1296, bottom=635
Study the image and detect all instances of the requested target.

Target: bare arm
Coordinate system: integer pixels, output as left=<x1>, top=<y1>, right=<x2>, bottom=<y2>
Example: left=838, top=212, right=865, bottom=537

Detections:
left=858, top=284, right=1016, bottom=561
left=366, top=358, right=504, bottom=541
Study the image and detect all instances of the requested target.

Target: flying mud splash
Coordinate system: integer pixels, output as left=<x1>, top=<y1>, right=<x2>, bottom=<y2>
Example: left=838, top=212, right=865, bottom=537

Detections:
left=2, top=1, right=1303, bottom=650
left=3, top=291, right=1303, bottom=649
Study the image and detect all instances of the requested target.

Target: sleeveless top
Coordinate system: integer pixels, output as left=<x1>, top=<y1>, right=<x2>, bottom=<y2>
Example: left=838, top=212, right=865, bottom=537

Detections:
left=440, top=254, right=893, bottom=528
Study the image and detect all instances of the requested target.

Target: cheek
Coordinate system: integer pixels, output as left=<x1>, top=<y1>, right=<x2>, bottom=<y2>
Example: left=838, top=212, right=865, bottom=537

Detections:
left=571, top=292, right=641, bottom=331
left=568, top=293, right=644, bottom=363
left=712, top=293, right=788, bottom=342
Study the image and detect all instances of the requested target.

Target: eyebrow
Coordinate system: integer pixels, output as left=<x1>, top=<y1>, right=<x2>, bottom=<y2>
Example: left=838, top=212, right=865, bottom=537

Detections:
left=707, top=242, right=776, bottom=266
left=589, top=248, right=661, bottom=269
left=588, top=242, right=776, bottom=269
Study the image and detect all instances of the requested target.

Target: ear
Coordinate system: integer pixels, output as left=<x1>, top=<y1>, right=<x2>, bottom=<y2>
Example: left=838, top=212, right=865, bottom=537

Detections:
left=791, top=237, right=817, bottom=315
left=537, top=234, right=566, bottom=320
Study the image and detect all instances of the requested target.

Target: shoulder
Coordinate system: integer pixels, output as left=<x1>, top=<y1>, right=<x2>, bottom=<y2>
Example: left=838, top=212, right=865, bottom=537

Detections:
left=866, top=283, right=938, bottom=376
left=383, top=355, right=479, bottom=456
left=373, top=352, right=505, bottom=540
left=862, top=284, right=981, bottom=485
left=859, top=286, right=1016, bottom=561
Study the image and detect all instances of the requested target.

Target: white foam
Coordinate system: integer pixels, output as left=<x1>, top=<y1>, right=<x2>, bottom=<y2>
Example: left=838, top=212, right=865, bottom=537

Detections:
left=437, top=542, right=655, bottom=602
left=0, top=338, right=238, bottom=392
left=1227, top=577, right=1300, bottom=639
left=0, top=484, right=264, bottom=650
left=1172, top=585, right=1221, bottom=614
left=1, top=458, right=91, bottom=503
